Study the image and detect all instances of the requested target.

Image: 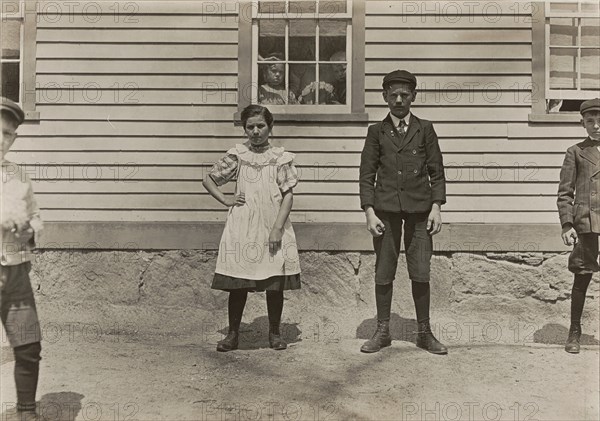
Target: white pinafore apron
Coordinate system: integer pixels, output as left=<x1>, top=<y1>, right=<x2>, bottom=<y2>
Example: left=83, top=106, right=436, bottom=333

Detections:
left=215, top=144, right=300, bottom=280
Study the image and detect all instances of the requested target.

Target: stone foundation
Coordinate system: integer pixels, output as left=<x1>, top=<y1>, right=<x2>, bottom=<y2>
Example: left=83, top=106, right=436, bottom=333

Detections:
left=24, top=250, right=599, bottom=345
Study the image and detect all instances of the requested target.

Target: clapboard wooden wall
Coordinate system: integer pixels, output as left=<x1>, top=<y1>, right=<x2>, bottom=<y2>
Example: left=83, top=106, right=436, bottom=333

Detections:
left=9, top=1, right=582, bottom=250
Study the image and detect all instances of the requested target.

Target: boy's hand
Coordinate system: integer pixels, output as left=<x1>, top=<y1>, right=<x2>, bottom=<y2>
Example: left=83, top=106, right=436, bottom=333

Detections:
left=10, top=225, right=35, bottom=245
left=427, top=204, right=442, bottom=235
left=223, top=192, right=245, bottom=207
left=561, top=226, right=578, bottom=246
left=366, top=212, right=385, bottom=237
left=268, top=227, right=283, bottom=254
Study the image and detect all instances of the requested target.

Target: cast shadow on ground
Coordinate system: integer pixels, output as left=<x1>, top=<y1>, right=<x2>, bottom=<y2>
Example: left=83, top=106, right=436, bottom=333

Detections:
left=38, top=392, right=85, bottom=421
left=356, top=313, right=418, bottom=343
left=0, top=392, right=84, bottom=421
left=533, top=323, right=600, bottom=346
left=218, top=315, right=301, bottom=350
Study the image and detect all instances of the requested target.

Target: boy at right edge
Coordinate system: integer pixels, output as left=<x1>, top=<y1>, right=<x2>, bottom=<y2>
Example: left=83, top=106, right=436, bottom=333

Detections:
left=557, top=98, right=600, bottom=354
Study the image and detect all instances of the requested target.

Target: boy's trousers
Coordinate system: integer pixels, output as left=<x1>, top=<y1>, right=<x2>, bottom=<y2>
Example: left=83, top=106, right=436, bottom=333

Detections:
left=1, top=262, right=42, bottom=348
left=568, top=233, right=600, bottom=274
left=373, top=211, right=432, bottom=284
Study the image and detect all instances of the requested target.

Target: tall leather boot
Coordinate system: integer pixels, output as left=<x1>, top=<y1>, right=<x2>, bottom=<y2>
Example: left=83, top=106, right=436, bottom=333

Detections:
left=565, top=323, right=581, bottom=354
left=416, top=320, right=447, bottom=355
left=269, top=324, right=287, bottom=350
left=360, top=320, right=392, bottom=353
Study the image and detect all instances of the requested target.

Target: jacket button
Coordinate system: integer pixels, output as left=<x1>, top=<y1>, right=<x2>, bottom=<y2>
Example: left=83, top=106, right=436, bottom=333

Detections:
left=412, top=149, right=417, bottom=155
left=413, top=169, right=418, bottom=173
left=397, top=170, right=402, bottom=175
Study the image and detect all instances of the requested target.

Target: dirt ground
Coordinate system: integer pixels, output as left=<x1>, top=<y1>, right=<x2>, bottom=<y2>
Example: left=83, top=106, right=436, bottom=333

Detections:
left=1, top=300, right=599, bottom=421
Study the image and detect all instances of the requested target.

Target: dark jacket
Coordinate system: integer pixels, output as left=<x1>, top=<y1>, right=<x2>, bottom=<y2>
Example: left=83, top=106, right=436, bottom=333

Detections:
left=557, top=137, right=600, bottom=234
left=359, top=113, right=446, bottom=213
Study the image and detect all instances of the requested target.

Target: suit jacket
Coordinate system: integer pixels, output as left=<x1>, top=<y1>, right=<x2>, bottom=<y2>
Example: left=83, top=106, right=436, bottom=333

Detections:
left=557, top=137, right=600, bottom=234
left=359, top=113, right=446, bottom=213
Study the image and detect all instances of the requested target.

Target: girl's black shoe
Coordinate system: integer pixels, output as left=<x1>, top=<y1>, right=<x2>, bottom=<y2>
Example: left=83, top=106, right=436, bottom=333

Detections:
left=216, top=331, right=239, bottom=352
left=269, top=325, right=287, bottom=350
left=269, top=332, right=287, bottom=350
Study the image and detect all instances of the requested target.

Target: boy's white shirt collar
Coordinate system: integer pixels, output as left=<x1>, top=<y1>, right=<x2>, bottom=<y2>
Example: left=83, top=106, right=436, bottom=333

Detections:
left=389, top=111, right=411, bottom=129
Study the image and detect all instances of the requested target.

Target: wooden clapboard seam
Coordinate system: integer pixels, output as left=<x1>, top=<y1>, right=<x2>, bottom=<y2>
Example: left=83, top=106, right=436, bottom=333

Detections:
left=367, top=41, right=530, bottom=45
left=37, top=72, right=238, bottom=75
left=366, top=57, right=531, bottom=62
left=36, top=57, right=236, bottom=61
left=37, top=41, right=237, bottom=45
left=32, top=192, right=559, bottom=197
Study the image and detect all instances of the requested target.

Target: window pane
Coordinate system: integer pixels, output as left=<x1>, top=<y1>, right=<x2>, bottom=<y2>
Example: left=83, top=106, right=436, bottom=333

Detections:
left=259, top=20, right=285, bottom=60
left=289, top=1, right=316, bottom=14
left=549, top=18, right=578, bottom=46
left=319, top=0, right=347, bottom=14
left=548, top=99, right=585, bottom=112
left=319, top=63, right=346, bottom=104
left=549, top=2, right=579, bottom=12
left=1, top=20, right=20, bottom=59
left=291, top=64, right=316, bottom=103
left=258, top=62, right=297, bottom=104
left=549, top=47, right=577, bottom=89
left=581, top=18, right=600, bottom=46
left=289, top=20, right=316, bottom=60
left=581, top=48, right=600, bottom=89
left=319, top=20, right=346, bottom=61
left=1, top=62, right=20, bottom=102
left=581, top=2, right=599, bottom=13
left=258, top=1, right=285, bottom=13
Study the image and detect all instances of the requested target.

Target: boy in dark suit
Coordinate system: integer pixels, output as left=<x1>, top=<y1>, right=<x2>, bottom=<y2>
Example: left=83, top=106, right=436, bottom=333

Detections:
left=359, top=70, right=447, bottom=354
left=557, top=98, right=600, bottom=354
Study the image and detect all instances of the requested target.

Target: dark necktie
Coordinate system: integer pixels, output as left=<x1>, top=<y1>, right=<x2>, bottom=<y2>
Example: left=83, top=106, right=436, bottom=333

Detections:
left=398, top=120, right=407, bottom=137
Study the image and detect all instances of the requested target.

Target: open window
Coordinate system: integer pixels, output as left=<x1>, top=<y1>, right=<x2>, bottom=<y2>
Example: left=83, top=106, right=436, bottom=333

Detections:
left=1, top=0, right=38, bottom=120
left=531, top=1, right=599, bottom=121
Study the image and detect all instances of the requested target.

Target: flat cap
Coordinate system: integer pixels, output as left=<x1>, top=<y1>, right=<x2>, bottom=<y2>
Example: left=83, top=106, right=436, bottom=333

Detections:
left=1, top=97, right=25, bottom=125
left=382, top=70, right=417, bottom=89
left=580, top=98, right=600, bottom=115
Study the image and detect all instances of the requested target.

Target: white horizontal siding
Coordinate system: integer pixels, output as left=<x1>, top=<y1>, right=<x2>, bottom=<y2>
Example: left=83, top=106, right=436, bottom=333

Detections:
left=23, top=0, right=576, bottom=229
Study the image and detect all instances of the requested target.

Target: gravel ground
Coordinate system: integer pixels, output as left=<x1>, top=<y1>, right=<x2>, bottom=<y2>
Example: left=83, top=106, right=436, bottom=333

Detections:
left=1, top=301, right=599, bottom=421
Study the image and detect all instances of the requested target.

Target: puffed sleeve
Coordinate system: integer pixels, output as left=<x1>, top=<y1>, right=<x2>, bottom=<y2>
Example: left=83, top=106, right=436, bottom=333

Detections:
left=208, top=152, right=239, bottom=186
left=276, top=152, right=299, bottom=193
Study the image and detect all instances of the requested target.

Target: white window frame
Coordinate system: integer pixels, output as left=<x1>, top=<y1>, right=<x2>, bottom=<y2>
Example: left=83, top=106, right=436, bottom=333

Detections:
left=1, top=3, right=24, bottom=102
left=250, top=0, right=352, bottom=114
left=1, top=0, right=38, bottom=120
left=544, top=1, right=600, bottom=100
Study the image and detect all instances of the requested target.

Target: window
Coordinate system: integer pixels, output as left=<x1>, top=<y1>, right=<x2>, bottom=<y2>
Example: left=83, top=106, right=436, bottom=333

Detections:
left=531, top=1, right=599, bottom=120
left=237, top=0, right=366, bottom=121
left=1, top=0, right=38, bottom=120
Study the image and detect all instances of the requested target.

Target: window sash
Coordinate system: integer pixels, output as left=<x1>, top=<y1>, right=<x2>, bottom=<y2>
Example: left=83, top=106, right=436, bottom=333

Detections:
left=544, top=3, right=599, bottom=98
left=252, top=0, right=353, bottom=19
left=545, top=1, right=599, bottom=17
left=1, top=14, right=24, bottom=104
left=251, top=10, right=352, bottom=112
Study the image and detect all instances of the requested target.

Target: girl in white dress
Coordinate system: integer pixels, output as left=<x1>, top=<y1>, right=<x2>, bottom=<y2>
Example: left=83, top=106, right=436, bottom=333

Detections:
left=203, top=105, right=301, bottom=352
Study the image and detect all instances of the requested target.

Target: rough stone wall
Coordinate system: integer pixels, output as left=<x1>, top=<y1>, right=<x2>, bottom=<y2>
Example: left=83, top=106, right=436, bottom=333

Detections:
left=28, top=250, right=599, bottom=343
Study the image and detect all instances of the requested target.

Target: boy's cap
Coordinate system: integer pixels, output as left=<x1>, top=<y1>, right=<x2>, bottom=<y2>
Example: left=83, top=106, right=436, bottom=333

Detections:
left=1, top=97, right=25, bottom=125
left=382, top=70, right=417, bottom=89
left=580, top=98, right=600, bottom=115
